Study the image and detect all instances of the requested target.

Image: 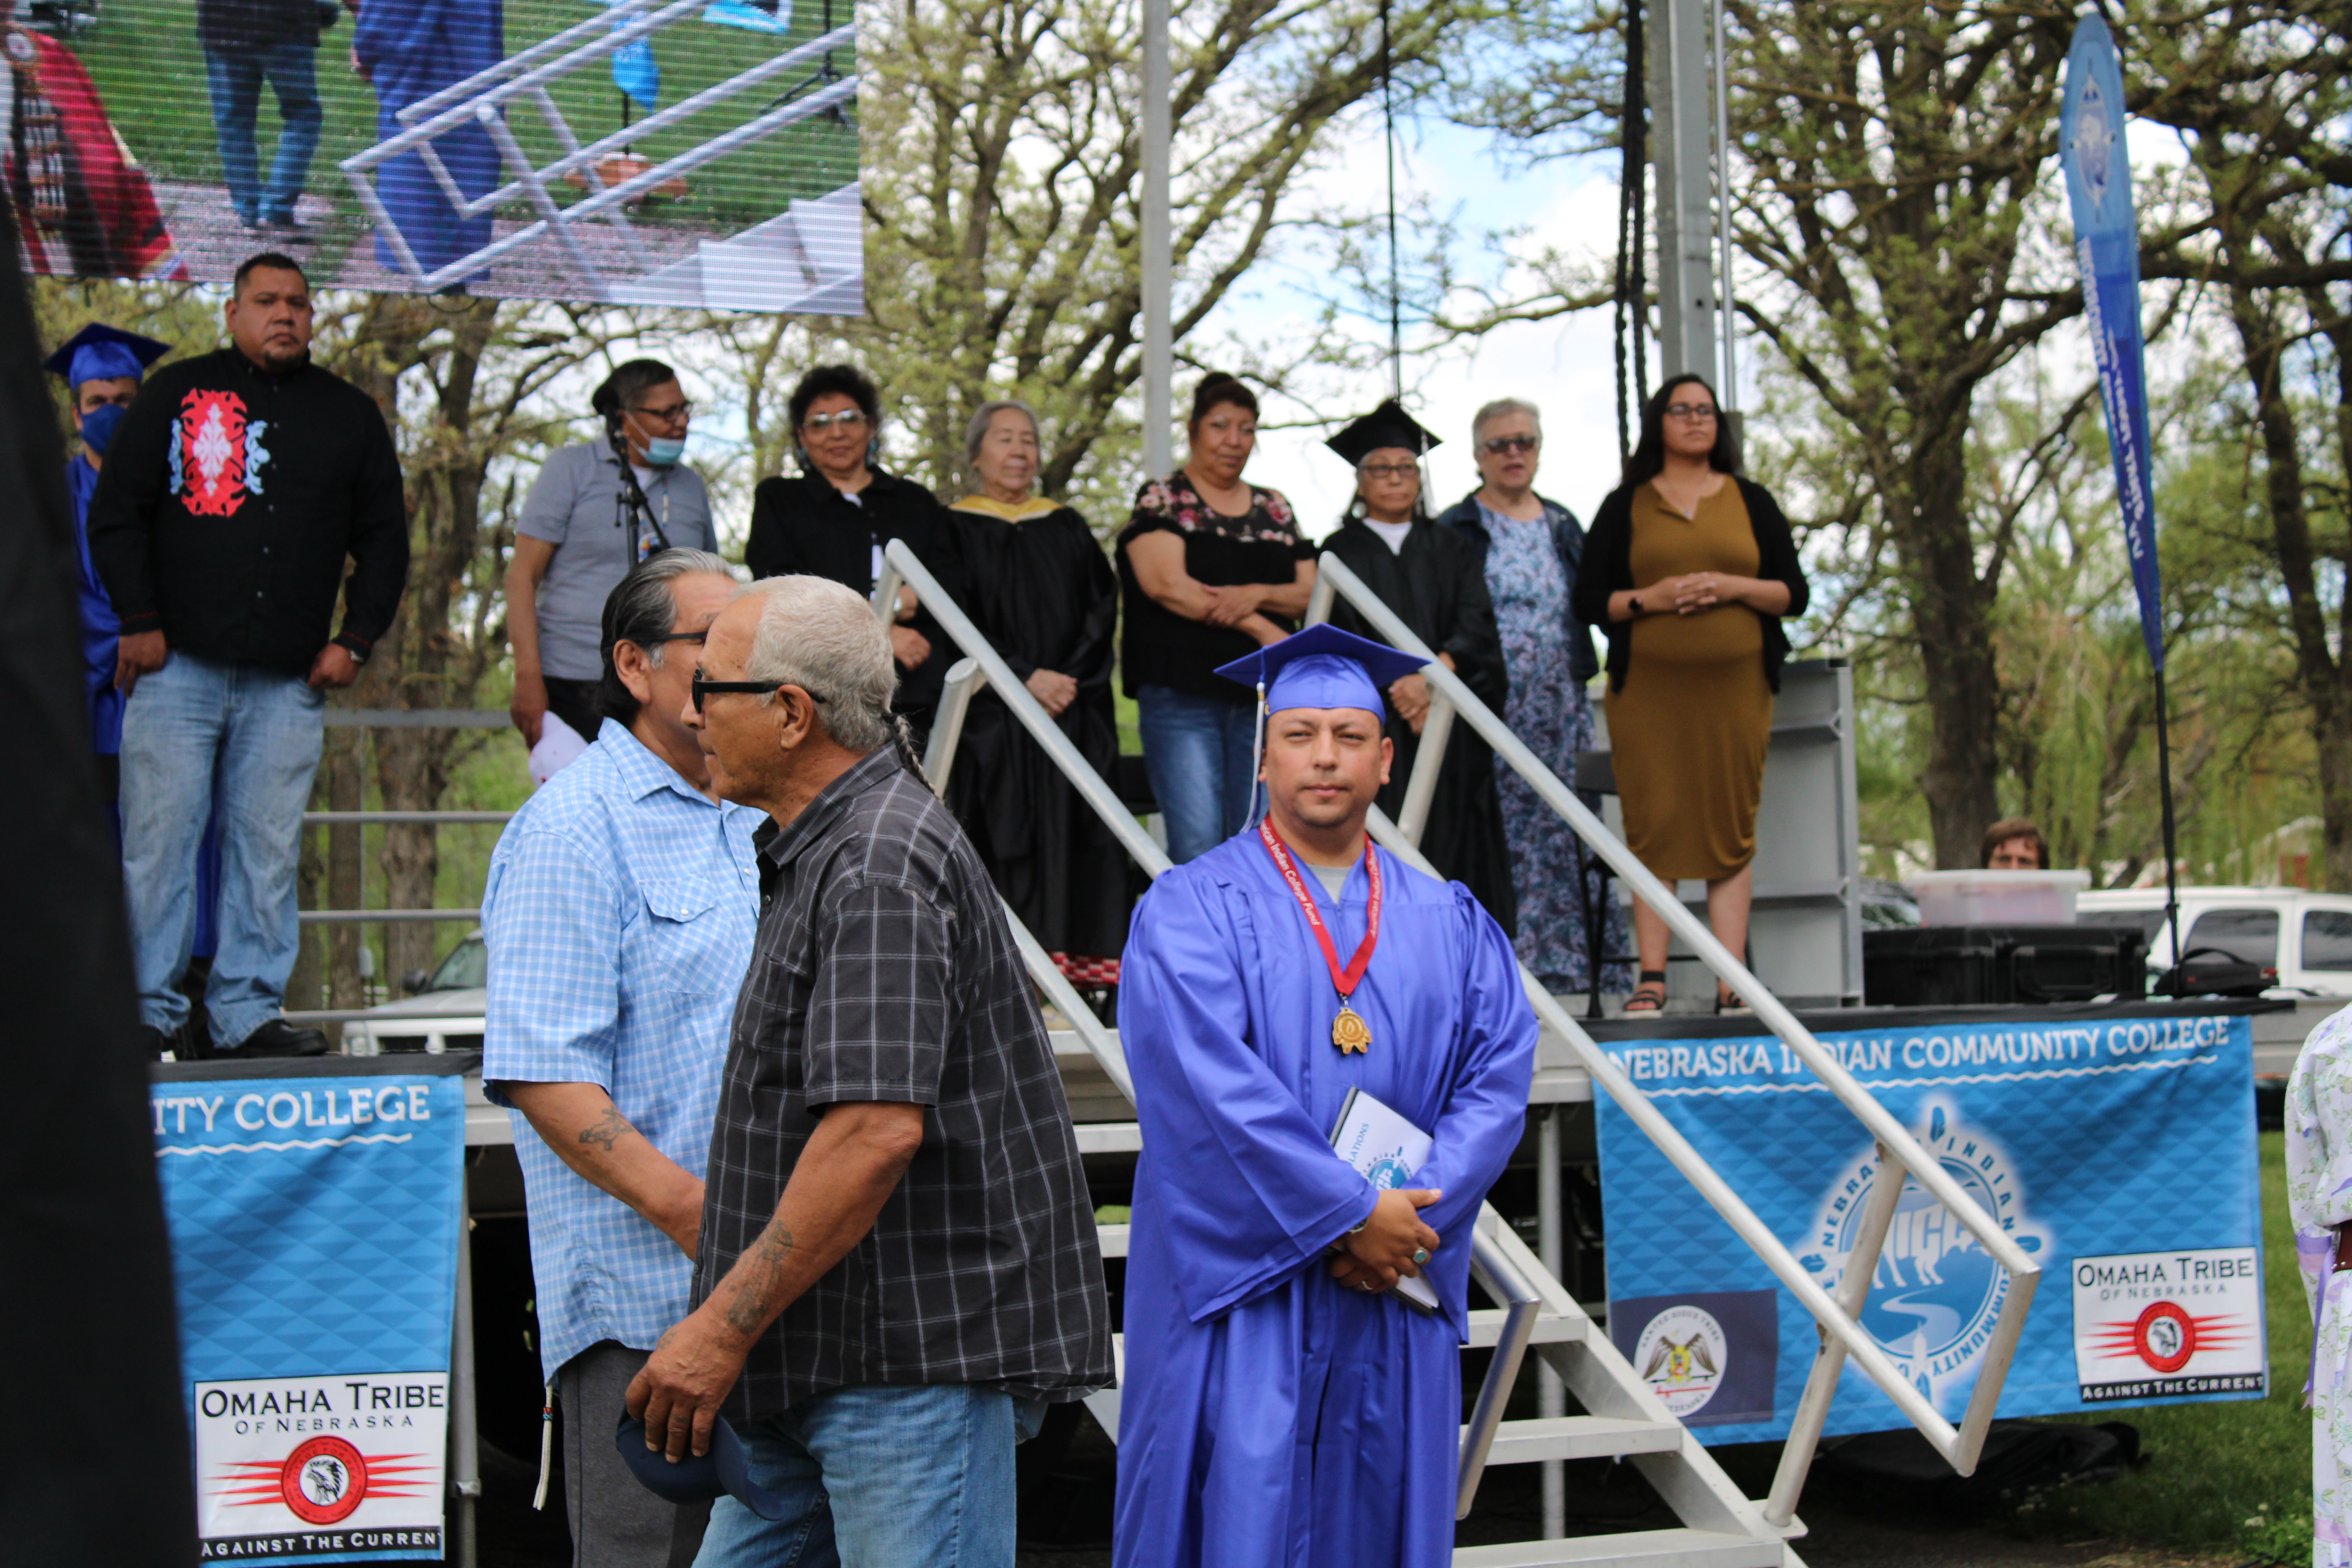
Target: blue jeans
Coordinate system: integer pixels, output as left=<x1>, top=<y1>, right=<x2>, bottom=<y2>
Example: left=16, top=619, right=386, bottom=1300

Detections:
left=1136, top=685, right=1258, bottom=864
left=695, top=1384, right=1042, bottom=1568
left=119, top=653, right=324, bottom=1045
left=204, top=42, right=323, bottom=224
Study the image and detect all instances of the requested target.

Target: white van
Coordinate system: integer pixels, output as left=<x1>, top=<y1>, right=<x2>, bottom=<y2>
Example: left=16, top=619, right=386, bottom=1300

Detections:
left=2077, top=886, right=2352, bottom=998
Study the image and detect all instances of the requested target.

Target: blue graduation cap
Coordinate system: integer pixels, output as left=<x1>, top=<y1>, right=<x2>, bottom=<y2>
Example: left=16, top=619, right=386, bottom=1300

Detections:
left=613, top=1413, right=794, bottom=1519
left=1214, top=621, right=1427, bottom=722
left=44, top=323, right=170, bottom=389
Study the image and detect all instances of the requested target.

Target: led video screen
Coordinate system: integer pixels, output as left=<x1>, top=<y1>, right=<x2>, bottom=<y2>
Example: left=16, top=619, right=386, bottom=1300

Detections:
left=7, top=0, right=860, bottom=312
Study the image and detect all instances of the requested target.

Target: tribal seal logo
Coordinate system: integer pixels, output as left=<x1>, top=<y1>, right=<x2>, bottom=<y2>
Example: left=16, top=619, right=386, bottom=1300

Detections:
left=174, top=388, right=253, bottom=516
left=1366, top=1156, right=1414, bottom=1191
left=2082, top=1296, right=2249, bottom=1376
left=278, top=1435, right=367, bottom=1525
left=1632, top=1303, right=1727, bottom=1418
left=1800, top=1099, right=2047, bottom=1406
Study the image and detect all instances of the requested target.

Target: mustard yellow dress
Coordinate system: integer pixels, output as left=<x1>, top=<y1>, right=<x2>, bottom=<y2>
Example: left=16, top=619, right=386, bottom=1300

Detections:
left=1603, top=480, right=1774, bottom=882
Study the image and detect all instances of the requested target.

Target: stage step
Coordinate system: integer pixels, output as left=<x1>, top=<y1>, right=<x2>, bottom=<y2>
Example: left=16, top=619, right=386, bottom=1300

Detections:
left=1473, top=1414, right=1684, bottom=1466
left=1454, top=1527, right=1797, bottom=1568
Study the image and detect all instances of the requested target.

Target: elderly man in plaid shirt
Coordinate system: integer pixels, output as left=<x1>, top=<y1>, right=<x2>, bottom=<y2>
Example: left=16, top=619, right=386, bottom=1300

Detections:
left=482, top=550, right=755, bottom=1568
left=627, top=573, right=1112, bottom=1568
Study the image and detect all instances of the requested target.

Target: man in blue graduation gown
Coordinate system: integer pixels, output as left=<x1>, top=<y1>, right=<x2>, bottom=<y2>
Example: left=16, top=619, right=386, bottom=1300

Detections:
left=1113, top=622, right=1539, bottom=1568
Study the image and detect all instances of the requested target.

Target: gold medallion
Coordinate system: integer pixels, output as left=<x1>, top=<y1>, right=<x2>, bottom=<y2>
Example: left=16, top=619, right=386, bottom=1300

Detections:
left=1332, top=1004, right=1372, bottom=1054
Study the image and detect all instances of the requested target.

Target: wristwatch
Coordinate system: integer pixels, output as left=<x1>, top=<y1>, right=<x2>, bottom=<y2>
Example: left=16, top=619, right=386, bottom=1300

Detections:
left=1628, top=594, right=1644, bottom=616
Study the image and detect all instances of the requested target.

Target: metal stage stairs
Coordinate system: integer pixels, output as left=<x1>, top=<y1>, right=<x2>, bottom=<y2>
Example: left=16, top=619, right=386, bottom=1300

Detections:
left=871, top=541, right=2041, bottom=1567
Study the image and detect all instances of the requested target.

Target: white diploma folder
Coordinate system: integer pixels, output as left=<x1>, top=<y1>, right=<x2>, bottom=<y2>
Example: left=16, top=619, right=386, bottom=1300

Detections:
left=1328, top=1087, right=1440, bottom=1312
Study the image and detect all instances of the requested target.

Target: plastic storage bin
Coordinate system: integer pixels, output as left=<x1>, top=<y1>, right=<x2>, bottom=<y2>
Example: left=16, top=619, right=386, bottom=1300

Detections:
left=1903, top=869, right=2090, bottom=927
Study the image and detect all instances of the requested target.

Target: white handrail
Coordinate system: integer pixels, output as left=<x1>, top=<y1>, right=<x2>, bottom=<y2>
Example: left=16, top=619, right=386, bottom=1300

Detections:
left=877, top=543, right=1172, bottom=880
left=870, top=535, right=2035, bottom=1510
left=1317, top=551, right=2037, bottom=1497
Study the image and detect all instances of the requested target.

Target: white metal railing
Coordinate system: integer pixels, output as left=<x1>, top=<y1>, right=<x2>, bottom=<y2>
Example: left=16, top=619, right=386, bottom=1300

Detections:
left=1309, top=552, right=2038, bottom=1515
left=335, top=0, right=857, bottom=296
left=874, top=542, right=1535, bottom=1504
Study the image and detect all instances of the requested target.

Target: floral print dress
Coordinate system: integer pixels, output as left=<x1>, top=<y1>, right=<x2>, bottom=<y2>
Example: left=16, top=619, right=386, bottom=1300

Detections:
left=1480, top=501, right=1630, bottom=992
left=2288, top=1000, right=2352, bottom=1566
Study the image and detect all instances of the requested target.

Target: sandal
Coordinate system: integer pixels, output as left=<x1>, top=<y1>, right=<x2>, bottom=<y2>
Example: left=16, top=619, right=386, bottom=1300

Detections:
left=1715, top=991, right=1754, bottom=1017
left=1623, top=971, right=1669, bottom=1014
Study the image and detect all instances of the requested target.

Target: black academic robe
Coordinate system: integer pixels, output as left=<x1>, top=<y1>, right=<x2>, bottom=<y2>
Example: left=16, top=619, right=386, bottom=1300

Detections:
left=1325, top=518, right=1517, bottom=936
left=942, top=499, right=1130, bottom=959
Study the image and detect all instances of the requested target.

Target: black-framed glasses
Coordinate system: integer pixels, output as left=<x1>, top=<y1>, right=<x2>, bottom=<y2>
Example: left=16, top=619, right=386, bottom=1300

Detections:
left=802, top=408, right=869, bottom=432
left=642, top=630, right=707, bottom=646
left=1664, top=402, right=1719, bottom=421
left=690, top=675, right=827, bottom=715
left=1359, top=462, right=1419, bottom=480
left=1481, top=434, right=1538, bottom=454
left=631, top=399, right=694, bottom=423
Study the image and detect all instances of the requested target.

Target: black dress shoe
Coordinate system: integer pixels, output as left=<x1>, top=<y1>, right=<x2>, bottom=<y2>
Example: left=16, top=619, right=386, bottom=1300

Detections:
left=228, top=1018, right=331, bottom=1058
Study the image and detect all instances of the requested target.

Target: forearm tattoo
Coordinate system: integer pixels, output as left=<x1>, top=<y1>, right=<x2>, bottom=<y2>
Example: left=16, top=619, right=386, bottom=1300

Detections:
left=579, top=1103, right=634, bottom=1153
left=723, top=1223, right=797, bottom=1337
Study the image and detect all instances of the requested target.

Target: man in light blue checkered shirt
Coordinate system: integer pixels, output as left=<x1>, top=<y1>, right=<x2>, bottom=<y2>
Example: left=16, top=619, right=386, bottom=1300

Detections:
left=482, top=550, right=757, bottom=1567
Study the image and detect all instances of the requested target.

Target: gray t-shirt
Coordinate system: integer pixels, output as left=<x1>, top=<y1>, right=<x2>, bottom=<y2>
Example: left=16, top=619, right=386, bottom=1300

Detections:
left=517, top=442, right=719, bottom=679
left=1310, top=860, right=1350, bottom=898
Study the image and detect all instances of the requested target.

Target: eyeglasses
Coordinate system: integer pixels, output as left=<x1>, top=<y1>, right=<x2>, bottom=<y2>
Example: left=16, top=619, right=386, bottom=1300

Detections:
left=690, top=675, right=828, bottom=714
left=1664, top=403, right=1719, bottom=421
left=802, top=409, right=869, bottom=432
left=1480, top=434, right=1538, bottom=455
left=631, top=400, right=694, bottom=423
left=1359, top=462, right=1420, bottom=480
left=641, top=630, right=707, bottom=646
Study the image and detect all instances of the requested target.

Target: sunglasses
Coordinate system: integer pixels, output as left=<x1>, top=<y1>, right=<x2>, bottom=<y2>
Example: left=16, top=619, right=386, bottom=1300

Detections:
left=1480, top=434, right=1538, bottom=455
left=802, top=409, right=869, bottom=432
left=690, top=674, right=828, bottom=715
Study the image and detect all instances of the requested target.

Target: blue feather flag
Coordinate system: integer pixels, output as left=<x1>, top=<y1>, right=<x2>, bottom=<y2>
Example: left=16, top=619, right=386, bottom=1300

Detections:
left=2060, top=13, right=2163, bottom=670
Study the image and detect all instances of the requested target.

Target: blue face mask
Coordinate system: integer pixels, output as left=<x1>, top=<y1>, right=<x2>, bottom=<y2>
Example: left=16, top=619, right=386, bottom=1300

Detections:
left=80, top=400, right=129, bottom=457
left=643, top=434, right=687, bottom=467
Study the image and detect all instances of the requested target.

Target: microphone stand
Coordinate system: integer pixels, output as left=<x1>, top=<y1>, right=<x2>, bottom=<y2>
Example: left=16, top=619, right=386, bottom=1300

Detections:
left=610, top=425, right=669, bottom=563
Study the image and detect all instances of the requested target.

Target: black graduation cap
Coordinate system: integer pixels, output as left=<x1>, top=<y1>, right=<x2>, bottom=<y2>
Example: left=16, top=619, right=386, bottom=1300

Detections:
left=1323, top=399, right=1440, bottom=466
left=44, top=322, right=171, bottom=388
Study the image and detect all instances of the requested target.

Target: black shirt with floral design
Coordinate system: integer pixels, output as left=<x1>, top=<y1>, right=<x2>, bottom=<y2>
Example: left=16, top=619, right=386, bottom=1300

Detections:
left=1114, top=470, right=1314, bottom=701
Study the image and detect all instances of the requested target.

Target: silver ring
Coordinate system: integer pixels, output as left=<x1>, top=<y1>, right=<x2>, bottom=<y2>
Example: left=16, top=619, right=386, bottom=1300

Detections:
left=1412, top=1248, right=1430, bottom=1265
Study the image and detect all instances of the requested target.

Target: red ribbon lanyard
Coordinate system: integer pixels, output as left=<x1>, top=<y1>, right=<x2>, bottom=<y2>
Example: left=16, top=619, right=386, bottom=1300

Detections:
left=1258, top=818, right=1381, bottom=1002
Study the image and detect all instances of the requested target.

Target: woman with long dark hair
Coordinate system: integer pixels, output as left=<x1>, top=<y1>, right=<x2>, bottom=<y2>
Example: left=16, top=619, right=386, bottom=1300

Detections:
left=1570, top=376, right=1808, bottom=1013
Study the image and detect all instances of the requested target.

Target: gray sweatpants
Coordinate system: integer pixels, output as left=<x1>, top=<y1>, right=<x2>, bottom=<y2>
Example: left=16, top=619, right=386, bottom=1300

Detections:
left=560, top=1341, right=711, bottom=1568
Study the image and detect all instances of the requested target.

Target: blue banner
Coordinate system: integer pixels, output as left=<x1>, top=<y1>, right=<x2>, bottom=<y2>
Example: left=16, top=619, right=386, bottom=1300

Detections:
left=2061, top=13, right=2165, bottom=670
left=154, top=1067, right=466, bottom=1563
left=1596, top=1011, right=2264, bottom=1444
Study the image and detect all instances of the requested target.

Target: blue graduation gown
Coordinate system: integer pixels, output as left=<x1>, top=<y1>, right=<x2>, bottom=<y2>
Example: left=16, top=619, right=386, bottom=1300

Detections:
left=69, top=455, right=121, bottom=758
left=76, top=454, right=221, bottom=951
left=354, top=0, right=504, bottom=277
left=1112, top=831, right=1538, bottom=1568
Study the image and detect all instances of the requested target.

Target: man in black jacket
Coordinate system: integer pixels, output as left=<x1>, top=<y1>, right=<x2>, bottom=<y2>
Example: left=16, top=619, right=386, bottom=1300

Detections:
left=196, top=0, right=327, bottom=234
left=88, top=253, right=408, bottom=1058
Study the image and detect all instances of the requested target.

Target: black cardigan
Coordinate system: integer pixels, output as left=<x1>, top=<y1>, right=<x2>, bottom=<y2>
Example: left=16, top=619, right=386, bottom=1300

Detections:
left=1569, top=474, right=1809, bottom=694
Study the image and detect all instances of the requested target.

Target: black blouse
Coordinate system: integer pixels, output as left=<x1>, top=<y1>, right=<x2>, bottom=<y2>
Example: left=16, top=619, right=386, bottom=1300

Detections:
left=744, top=466, right=963, bottom=711
left=1114, top=470, right=1314, bottom=702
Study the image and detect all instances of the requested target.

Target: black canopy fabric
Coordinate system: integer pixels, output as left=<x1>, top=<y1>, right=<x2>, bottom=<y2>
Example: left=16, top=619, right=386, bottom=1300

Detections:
left=0, top=209, right=197, bottom=1559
